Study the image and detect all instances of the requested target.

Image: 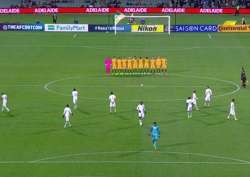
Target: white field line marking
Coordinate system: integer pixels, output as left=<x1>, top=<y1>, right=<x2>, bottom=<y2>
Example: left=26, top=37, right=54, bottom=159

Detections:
left=208, top=33, right=212, bottom=39
left=0, top=44, right=201, bottom=51
left=30, top=150, right=250, bottom=164
left=170, top=73, right=241, bottom=98
left=69, top=176, right=104, bottom=177
left=73, top=33, right=78, bottom=39
left=50, top=85, right=231, bottom=88
left=0, top=84, right=41, bottom=87
left=0, top=161, right=249, bottom=165
left=0, top=44, right=249, bottom=52
left=44, top=77, right=80, bottom=96
left=43, top=74, right=240, bottom=102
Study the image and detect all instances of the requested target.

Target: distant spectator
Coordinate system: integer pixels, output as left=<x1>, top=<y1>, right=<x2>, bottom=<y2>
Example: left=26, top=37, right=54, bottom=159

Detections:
left=52, top=13, right=57, bottom=24
left=140, top=18, right=146, bottom=25
left=235, top=4, right=240, bottom=16
left=242, top=16, right=246, bottom=25
left=129, top=15, right=135, bottom=24
left=6, top=0, right=250, bottom=8
left=241, top=67, right=247, bottom=88
left=74, top=16, right=79, bottom=24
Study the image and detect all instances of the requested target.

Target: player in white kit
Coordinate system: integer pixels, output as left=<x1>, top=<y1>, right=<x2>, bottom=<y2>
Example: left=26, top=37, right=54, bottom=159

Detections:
left=137, top=101, right=146, bottom=126
left=192, top=90, right=199, bottom=110
left=72, top=88, right=78, bottom=109
left=1, top=93, right=10, bottom=112
left=186, top=97, right=193, bottom=118
left=62, top=104, right=73, bottom=128
left=227, top=99, right=237, bottom=120
left=204, top=86, right=213, bottom=107
left=109, top=92, right=116, bottom=113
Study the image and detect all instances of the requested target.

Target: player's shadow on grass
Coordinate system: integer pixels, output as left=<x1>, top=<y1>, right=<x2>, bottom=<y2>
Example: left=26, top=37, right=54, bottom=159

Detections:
left=164, top=141, right=195, bottom=148
left=115, top=113, right=131, bottom=120
left=160, top=118, right=184, bottom=125
left=170, top=69, right=191, bottom=74
left=108, top=109, right=135, bottom=120
left=160, top=110, right=186, bottom=124
left=238, top=121, right=250, bottom=126
left=31, top=128, right=58, bottom=135
left=117, top=151, right=142, bottom=158
left=191, top=117, right=227, bottom=127
left=76, top=108, right=119, bottom=120
left=0, top=112, right=15, bottom=118
left=104, top=125, right=136, bottom=134
left=192, top=109, right=228, bottom=126
left=76, top=108, right=91, bottom=115
left=210, top=106, right=228, bottom=114
left=69, top=127, right=87, bottom=136
left=113, top=75, right=152, bottom=78
left=77, top=121, right=102, bottom=127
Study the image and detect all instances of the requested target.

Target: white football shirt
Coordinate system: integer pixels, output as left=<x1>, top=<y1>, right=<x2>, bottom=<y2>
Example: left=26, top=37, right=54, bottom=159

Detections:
left=186, top=99, right=193, bottom=108
left=205, top=88, right=212, bottom=97
left=137, top=104, right=145, bottom=114
left=192, top=93, right=197, bottom=101
left=2, top=94, right=7, bottom=102
left=230, top=102, right=235, bottom=111
left=109, top=94, right=116, bottom=103
left=63, top=107, right=72, bottom=117
left=72, top=90, right=78, bottom=98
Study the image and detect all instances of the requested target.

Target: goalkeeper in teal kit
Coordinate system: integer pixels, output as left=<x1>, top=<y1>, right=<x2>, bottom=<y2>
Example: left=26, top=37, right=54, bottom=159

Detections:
left=150, top=122, right=160, bottom=150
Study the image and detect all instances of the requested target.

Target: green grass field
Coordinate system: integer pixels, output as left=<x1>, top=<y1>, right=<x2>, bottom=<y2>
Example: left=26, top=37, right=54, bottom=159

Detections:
left=0, top=14, right=250, bottom=177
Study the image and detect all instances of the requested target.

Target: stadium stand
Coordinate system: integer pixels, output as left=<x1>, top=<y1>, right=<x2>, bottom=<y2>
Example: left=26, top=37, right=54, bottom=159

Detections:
left=0, top=0, right=248, bottom=8
left=0, top=0, right=20, bottom=7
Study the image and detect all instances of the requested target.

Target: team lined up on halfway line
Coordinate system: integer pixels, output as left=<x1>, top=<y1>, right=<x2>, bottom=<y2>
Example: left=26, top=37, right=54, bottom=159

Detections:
left=110, top=56, right=168, bottom=74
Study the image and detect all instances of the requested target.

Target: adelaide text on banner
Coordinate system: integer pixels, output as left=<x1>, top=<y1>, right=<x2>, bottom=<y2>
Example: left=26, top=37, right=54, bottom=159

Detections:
left=0, top=8, right=250, bottom=14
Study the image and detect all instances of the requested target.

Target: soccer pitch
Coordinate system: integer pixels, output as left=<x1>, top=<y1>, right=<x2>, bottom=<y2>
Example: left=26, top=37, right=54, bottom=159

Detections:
left=0, top=14, right=250, bottom=177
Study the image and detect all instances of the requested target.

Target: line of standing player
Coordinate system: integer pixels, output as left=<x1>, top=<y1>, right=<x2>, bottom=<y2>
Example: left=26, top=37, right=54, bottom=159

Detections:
left=61, top=89, right=160, bottom=149
left=109, top=92, right=146, bottom=127
left=0, top=82, right=241, bottom=150
left=1, top=68, right=247, bottom=150
left=62, top=88, right=78, bottom=128
left=47, top=83, right=238, bottom=149
left=1, top=93, right=10, bottom=113
left=108, top=91, right=160, bottom=149
left=186, top=86, right=237, bottom=120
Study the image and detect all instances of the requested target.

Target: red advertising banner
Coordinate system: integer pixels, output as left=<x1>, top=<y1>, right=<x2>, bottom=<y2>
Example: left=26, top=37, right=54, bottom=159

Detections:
left=0, top=7, right=249, bottom=14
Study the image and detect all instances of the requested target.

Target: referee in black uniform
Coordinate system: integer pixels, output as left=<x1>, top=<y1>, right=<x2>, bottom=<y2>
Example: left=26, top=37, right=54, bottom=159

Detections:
left=241, top=67, right=247, bottom=88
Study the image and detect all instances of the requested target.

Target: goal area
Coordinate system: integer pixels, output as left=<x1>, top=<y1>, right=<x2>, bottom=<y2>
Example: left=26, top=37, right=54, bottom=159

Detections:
left=114, top=14, right=171, bottom=35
